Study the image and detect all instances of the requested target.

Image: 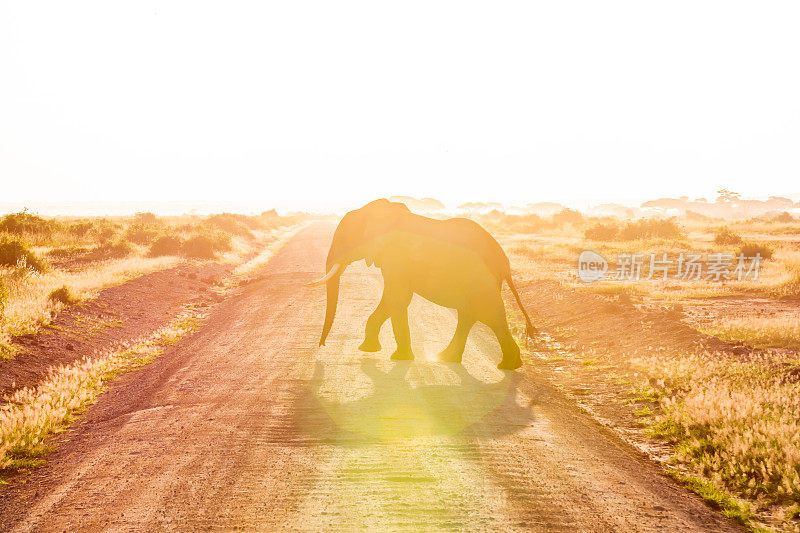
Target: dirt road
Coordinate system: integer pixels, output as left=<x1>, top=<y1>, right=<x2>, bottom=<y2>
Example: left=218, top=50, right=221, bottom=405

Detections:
left=0, top=223, right=740, bottom=532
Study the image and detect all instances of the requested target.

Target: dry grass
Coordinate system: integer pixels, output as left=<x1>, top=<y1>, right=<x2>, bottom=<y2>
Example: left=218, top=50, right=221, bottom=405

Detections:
left=638, top=349, right=800, bottom=519
left=0, top=308, right=204, bottom=477
left=0, top=223, right=304, bottom=479
left=500, top=211, right=800, bottom=530
left=0, top=256, right=180, bottom=350
left=0, top=211, right=308, bottom=358
left=699, top=317, right=800, bottom=351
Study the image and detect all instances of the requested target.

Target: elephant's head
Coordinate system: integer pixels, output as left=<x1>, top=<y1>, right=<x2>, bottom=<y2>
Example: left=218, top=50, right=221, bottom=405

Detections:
left=307, top=199, right=411, bottom=346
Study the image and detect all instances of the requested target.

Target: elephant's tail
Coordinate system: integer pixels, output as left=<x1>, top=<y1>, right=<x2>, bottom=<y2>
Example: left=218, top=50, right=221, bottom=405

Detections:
left=506, top=275, right=537, bottom=337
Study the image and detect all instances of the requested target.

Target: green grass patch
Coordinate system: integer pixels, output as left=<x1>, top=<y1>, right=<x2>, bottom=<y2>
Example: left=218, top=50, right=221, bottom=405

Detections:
left=666, top=471, right=755, bottom=528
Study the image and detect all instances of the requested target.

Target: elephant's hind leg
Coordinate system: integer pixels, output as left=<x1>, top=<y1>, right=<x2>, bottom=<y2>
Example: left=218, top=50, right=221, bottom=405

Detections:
left=359, top=298, right=389, bottom=352
left=482, top=298, right=522, bottom=370
left=438, top=312, right=475, bottom=363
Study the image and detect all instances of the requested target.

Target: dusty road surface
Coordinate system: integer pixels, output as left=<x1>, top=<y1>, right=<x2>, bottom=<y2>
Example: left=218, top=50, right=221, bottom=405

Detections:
left=0, top=223, right=740, bottom=532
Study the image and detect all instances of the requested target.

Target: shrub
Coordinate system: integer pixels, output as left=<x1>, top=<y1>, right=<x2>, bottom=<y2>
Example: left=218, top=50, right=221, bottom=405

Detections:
left=48, top=285, right=77, bottom=305
left=68, top=221, right=94, bottom=237
left=181, top=235, right=217, bottom=259
left=124, top=224, right=159, bottom=245
left=91, top=240, right=133, bottom=260
left=738, top=242, right=773, bottom=261
left=0, top=210, right=59, bottom=237
left=206, top=230, right=233, bottom=253
left=553, top=208, right=584, bottom=227
left=617, top=218, right=683, bottom=241
left=133, top=212, right=159, bottom=225
left=495, top=213, right=552, bottom=233
left=585, top=222, right=619, bottom=241
left=714, top=227, right=743, bottom=245
left=771, top=212, right=795, bottom=223
left=204, top=213, right=255, bottom=238
left=47, top=246, right=90, bottom=259
left=92, top=223, right=118, bottom=244
left=182, top=231, right=232, bottom=259
left=148, top=235, right=184, bottom=257
left=0, top=239, right=47, bottom=272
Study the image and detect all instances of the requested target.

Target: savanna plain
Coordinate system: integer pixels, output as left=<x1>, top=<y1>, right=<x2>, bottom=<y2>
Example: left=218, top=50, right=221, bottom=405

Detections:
left=1, top=195, right=799, bottom=532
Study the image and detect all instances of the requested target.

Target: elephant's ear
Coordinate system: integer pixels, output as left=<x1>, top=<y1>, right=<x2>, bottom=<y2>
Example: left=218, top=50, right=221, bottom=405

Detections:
left=370, top=233, right=391, bottom=268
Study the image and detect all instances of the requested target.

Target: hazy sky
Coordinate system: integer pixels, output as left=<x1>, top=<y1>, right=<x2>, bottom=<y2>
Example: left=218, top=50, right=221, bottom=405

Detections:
left=1, top=1, right=798, bottom=211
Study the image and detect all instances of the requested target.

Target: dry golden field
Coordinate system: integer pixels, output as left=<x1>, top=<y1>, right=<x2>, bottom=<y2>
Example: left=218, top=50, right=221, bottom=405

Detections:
left=485, top=208, right=800, bottom=531
left=0, top=210, right=305, bottom=359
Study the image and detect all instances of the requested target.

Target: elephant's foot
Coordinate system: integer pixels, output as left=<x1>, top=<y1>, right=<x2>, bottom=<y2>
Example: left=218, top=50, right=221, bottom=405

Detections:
left=497, top=355, right=522, bottom=370
left=390, top=347, right=415, bottom=361
left=437, top=348, right=463, bottom=363
left=358, top=338, right=381, bottom=352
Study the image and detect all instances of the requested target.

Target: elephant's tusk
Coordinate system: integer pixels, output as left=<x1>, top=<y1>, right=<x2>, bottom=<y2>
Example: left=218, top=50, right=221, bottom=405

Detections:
left=305, top=263, right=342, bottom=287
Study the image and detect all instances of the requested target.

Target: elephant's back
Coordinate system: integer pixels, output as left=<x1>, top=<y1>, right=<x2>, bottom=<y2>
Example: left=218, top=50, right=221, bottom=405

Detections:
left=403, top=215, right=511, bottom=280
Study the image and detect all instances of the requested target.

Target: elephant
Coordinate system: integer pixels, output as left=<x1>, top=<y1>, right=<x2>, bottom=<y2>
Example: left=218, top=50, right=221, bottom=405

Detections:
left=307, top=199, right=536, bottom=370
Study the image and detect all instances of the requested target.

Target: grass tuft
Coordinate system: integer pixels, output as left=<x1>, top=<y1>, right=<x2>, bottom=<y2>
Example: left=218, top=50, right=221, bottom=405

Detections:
left=47, top=285, right=78, bottom=305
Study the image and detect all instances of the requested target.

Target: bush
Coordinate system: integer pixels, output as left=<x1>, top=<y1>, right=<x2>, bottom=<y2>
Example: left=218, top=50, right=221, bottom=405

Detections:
left=738, top=242, right=773, bottom=261
left=617, top=218, right=683, bottom=241
left=181, top=231, right=232, bottom=259
left=0, top=239, right=47, bottom=272
left=91, top=240, right=134, bottom=260
left=584, top=218, right=684, bottom=241
left=48, top=285, right=77, bottom=305
left=204, top=213, right=256, bottom=238
left=124, top=224, right=159, bottom=245
left=714, top=227, right=743, bottom=245
left=771, top=212, right=795, bottom=223
left=495, top=213, right=552, bottom=233
left=68, top=221, right=94, bottom=237
left=181, top=235, right=217, bottom=259
left=148, top=235, right=184, bottom=257
left=0, top=210, right=59, bottom=237
left=552, top=208, right=584, bottom=227
left=47, top=246, right=90, bottom=259
left=133, top=212, right=159, bottom=225
left=91, top=223, right=119, bottom=244
left=584, top=222, right=619, bottom=241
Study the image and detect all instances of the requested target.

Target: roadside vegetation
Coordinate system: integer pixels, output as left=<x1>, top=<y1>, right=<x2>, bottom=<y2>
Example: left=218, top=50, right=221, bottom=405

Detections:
left=0, top=217, right=305, bottom=481
left=0, top=308, right=205, bottom=478
left=0, top=209, right=305, bottom=358
left=487, top=198, right=800, bottom=531
left=640, top=348, right=800, bottom=529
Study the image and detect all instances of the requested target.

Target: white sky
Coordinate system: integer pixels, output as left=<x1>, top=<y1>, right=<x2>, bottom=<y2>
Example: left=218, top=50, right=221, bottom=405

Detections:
left=1, top=1, right=799, bottom=212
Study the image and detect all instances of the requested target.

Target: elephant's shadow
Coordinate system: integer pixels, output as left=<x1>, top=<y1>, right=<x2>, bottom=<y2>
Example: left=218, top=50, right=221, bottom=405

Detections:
left=293, top=358, right=537, bottom=444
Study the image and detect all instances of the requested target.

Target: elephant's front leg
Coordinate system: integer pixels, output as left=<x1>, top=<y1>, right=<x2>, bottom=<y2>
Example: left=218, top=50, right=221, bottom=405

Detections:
left=389, top=304, right=414, bottom=360
left=359, top=298, right=389, bottom=352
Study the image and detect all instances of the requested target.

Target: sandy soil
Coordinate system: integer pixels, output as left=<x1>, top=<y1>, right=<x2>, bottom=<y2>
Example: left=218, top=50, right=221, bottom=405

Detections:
left=0, top=224, right=741, bottom=531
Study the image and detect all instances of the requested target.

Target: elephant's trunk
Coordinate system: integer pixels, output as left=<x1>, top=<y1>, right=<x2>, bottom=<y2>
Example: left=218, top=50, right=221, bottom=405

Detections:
left=317, top=216, right=358, bottom=346
left=319, top=273, right=340, bottom=346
